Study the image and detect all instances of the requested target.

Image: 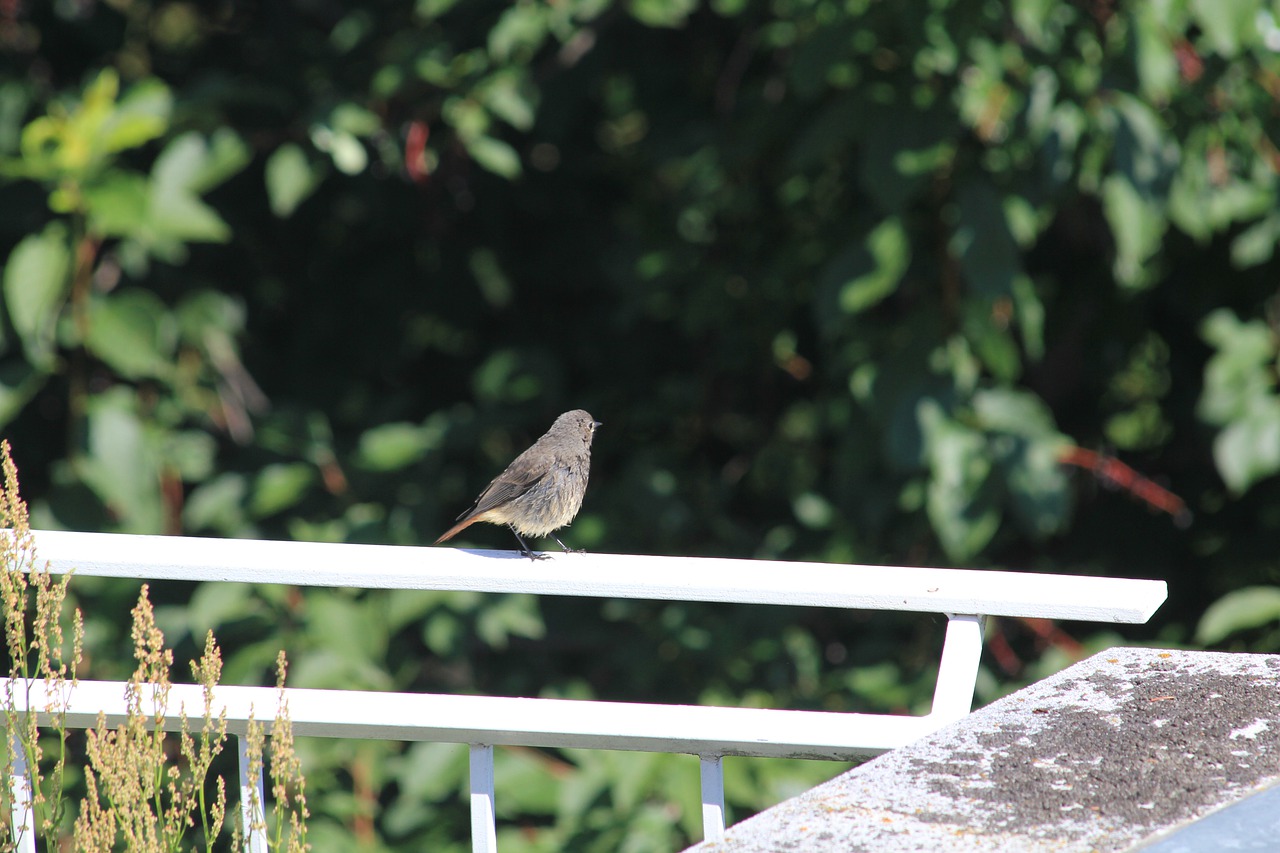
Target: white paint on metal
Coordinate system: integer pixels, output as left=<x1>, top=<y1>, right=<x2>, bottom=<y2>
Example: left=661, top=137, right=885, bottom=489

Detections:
left=8, top=732, right=35, bottom=853
left=237, top=734, right=268, bottom=853
left=25, top=530, right=1167, bottom=623
left=700, top=755, right=725, bottom=842
left=4, top=678, right=939, bottom=760
left=2, top=530, right=1172, bottom=851
left=930, top=615, right=987, bottom=725
left=470, top=745, right=497, bottom=853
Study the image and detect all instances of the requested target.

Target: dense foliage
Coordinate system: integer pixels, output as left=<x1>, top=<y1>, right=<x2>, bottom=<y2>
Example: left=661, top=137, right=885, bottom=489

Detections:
left=3, top=0, right=1280, bottom=848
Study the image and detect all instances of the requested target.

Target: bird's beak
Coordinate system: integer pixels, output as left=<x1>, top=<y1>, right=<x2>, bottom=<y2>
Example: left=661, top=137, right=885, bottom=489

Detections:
left=593, top=421, right=602, bottom=429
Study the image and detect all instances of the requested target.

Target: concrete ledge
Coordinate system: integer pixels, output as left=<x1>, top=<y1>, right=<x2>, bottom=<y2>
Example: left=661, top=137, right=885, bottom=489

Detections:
left=689, top=647, right=1280, bottom=852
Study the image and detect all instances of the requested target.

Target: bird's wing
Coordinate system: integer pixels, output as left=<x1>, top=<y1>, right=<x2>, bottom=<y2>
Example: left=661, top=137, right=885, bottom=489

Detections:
left=457, top=449, right=548, bottom=520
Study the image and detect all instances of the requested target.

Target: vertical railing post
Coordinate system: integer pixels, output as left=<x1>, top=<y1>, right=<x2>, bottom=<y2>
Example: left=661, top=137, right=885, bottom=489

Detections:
left=470, top=744, right=498, bottom=853
left=8, top=731, right=36, bottom=853
left=930, top=613, right=987, bottom=725
left=699, top=754, right=725, bottom=842
left=238, top=734, right=268, bottom=853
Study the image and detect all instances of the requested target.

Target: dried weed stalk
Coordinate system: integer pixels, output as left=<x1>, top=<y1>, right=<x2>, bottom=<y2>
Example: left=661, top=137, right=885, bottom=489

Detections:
left=0, top=439, right=309, bottom=852
left=74, top=587, right=231, bottom=853
left=0, top=439, right=82, bottom=851
left=239, top=651, right=309, bottom=853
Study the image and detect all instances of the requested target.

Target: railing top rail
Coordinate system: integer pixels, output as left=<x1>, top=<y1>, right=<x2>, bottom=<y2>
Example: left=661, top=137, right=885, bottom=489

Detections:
left=23, top=530, right=1167, bottom=623
left=7, top=678, right=933, bottom=760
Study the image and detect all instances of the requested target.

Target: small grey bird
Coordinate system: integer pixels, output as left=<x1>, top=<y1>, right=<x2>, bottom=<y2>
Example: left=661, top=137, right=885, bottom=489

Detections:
left=436, top=410, right=601, bottom=559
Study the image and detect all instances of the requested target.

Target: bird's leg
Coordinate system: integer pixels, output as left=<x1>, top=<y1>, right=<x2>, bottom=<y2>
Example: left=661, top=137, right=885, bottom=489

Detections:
left=551, top=533, right=583, bottom=554
left=509, top=526, right=549, bottom=560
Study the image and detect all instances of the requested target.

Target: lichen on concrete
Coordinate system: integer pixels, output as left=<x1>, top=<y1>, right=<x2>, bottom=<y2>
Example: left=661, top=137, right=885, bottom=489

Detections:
left=687, top=648, right=1280, bottom=852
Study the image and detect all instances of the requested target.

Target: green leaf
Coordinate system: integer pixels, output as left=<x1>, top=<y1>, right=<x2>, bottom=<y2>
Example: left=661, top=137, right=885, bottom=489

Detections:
left=476, top=594, right=545, bottom=649
left=494, top=747, right=561, bottom=814
left=383, top=591, right=442, bottom=635
left=469, top=248, right=514, bottom=308
left=83, top=289, right=175, bottom=380
left=479, top=71, right=537, bottom=132
left=150, top=190, right=230, bottom=243
left=953, top=179, right=1020, bottom=298
left=472, top=349, right=546, bottom=402
left=181, top=128, right=252, bottom=194
left=187, top=582, right=258, bottom=639
left=444, top=96, right=488, bottom=139
left=311, top=125, right=368, bottom=175
left=328, top=103, right=381, bottom=137
left=878, top=371, right=954, bottom=472
left=265, top=143, right=323, bottom=217
left=1198, top=307, right=1280, bottom=491
left=422, top=610, right=464, bottom=655
left=357, top=422, right=436, bottom=471
left=488, top=4, right=549, bottom=61
left=920, top=401, right=1000, bottom=559
left=792, top=492, right=834, bottom=529
left=844, top=218, right=909, bottom=314
left=291, top=595, right=393, bottom=689
left=1109, top=94, right=1179, bottom=196
left=162, top=430, right=217, bottom=482
left=147, top=131, right=248, bottom=243
left=1101, top=173, right=1165, bottom=290
left=0, top=361, right=48, bottom=428
left=102, top=77, right=172, bottom=154
left=83, top=171, right=150, bottom=237
left=1169, top=132, right=1275, bottom=242
left=963, top=302, right=1021, bottom=382
left=3, top=223, right=70, bottom=366
left=175, top=289, right=246, bottom=340
left=1189, top=0, right=1258, bottom=58
left=1230, top=213, right=1280, bottom=268
left=465, top=135, right=521, bottom=179
left=183, top=473, right=249, bottom=534
left=78, top=387, right=164, bottom=532
left=329, top=596, right=390, bottom=662
left=416, top=0, right=462, bottom=19
left=972, top=387, right=1061, bottom=439
left=1197, top=309, right=1276, bottom=425
left=290, top=646, right=393, bottom=691
left=628, top=0, right=697, bottom=27
left=251, top=463, right=315, bottom=517
left=388, top=741, right=466, bottom=807
left=1000, top=438, right=1071, bottom=538
left=814, top=218, right=909, bottom=333
left=1212, top=397, right=1280, bottom=494
left=1132, top=3, right=1181, bottom=101
left=1012, top=275, right=1045, bottom=361
left=15, top=71, right=169, bottom=183
left=1196, top=586, right=1280, bottom=644
left=857, top=105, right=952, bottom=212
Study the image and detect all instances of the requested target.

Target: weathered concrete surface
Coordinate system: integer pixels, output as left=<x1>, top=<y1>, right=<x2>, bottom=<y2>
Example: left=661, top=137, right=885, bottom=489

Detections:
left=688, top=647, right=1280, bottom=852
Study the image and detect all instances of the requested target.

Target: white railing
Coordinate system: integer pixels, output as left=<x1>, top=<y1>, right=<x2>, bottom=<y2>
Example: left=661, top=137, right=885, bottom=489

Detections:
left=5, top=531, right=1168, bottom=852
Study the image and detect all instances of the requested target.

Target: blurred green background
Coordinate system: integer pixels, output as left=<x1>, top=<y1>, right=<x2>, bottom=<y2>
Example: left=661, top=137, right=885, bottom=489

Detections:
left=3, top=0, right=1280, bottom=849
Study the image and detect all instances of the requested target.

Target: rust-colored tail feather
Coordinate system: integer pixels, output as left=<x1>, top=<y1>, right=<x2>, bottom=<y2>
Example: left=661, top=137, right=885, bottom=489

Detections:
left=435, top=515, right=480, bottom=544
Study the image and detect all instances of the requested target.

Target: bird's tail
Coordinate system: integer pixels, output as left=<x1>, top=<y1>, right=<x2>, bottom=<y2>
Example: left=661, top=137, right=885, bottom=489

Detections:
left=435, top=515, right=479, bottom=544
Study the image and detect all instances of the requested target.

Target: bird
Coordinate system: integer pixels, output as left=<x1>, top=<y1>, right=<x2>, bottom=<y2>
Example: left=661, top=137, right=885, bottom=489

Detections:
left=436, top=410, right=601, bottom=559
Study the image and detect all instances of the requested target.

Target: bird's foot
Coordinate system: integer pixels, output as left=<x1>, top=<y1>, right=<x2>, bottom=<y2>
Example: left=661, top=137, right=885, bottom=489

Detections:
left=552, top=535, right=584, bottom=554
